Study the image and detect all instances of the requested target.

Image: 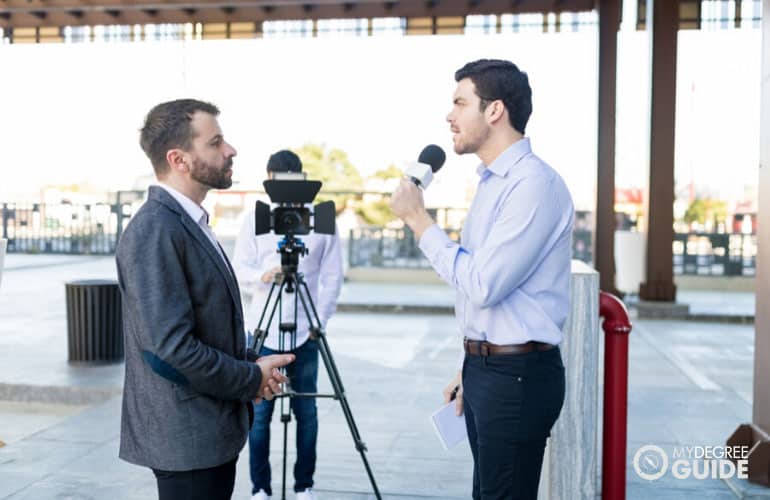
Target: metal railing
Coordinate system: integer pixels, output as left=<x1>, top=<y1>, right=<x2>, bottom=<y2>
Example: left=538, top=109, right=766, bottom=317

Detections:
left=349, top=227, right=757, bottom=277
left=349, top=226, right=593, bottom=268
left=674, top=232, right=756, bottom=276
left=348, top=226, right=463, bottom=268
left=2, top=198, right=758, bottom=278
left=1, top=202, right=137, bottom=255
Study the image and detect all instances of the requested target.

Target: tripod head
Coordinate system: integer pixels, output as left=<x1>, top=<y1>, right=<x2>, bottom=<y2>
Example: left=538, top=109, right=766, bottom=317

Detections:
left=276, top=235, right=307, bottom=293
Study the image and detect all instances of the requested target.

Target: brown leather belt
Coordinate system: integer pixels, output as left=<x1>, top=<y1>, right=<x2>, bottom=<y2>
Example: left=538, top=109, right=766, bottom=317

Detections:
left=463, top=338, right=556, bottom=356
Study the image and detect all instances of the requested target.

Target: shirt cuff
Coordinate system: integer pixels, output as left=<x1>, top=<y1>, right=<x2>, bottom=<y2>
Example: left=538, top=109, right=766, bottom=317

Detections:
left=418, top=224, right=453, bottom=261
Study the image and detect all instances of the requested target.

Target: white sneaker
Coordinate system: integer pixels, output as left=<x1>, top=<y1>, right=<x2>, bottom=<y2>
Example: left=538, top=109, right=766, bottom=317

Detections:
left=252, top=489, right=271, bottom=500
left=296, top=488, right=317, bottom=500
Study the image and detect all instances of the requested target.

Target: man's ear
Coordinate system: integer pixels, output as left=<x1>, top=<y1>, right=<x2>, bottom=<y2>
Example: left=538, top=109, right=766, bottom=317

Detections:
left=486, top=100, right=507, bottom=126
left=166, top=149, right=189, bottom=174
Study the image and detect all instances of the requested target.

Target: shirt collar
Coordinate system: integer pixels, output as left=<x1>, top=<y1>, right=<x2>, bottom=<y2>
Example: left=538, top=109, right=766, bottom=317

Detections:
left=157, top=183, right=208, bottom=225
left=476, top=137, right=532, bottom=178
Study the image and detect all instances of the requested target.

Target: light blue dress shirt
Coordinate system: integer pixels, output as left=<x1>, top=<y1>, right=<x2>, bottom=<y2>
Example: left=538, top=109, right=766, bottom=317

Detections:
left=418, top=138, right=574, bottom=347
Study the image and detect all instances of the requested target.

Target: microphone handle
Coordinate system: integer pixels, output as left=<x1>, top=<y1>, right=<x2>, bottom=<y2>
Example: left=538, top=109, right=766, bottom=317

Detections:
left=409, top=176, right=422, bottom=188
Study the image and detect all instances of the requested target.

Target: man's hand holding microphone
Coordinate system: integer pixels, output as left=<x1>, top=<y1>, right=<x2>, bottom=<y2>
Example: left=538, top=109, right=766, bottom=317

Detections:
left=390, top=145, right=465, bottom=416
left=390, top=145, right=446, bottom=240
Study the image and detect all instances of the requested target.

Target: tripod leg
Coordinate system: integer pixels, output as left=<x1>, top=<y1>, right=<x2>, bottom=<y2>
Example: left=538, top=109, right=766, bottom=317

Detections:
left=296, top=282, right=382, bottom=500
left=250, top=280, right=286, bottom=354
left=281, top=395, right=290, bottom=500
left=315, top=333, right=382, bottom=500
left=296, top=284, right=347, bottom=394
left=251, top=278, right=296, bottom=498
left=277, top=317, right=291, bottom=500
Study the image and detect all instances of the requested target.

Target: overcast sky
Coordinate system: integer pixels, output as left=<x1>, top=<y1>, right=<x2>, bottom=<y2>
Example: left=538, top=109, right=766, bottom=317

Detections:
left=0, top=28, right=760, bottom=210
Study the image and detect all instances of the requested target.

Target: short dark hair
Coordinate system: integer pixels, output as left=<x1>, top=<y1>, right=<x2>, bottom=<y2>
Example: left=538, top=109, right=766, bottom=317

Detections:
left=139, top=99, right=220, bottom=176
left=455, top=59, right=532, bottom=135
left=266, top=149, right=303, bottom=173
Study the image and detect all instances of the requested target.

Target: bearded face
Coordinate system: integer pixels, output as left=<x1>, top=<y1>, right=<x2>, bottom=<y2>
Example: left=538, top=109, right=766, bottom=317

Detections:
left=451, top=115, right=491, bottom=156
left=190, top=156, right=233, bottom=190
left=447, top=78, right=492, bottom=156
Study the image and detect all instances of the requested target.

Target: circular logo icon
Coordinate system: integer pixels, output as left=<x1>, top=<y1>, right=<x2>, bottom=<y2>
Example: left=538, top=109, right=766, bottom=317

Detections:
left=633, top=445, right=669, bottom=481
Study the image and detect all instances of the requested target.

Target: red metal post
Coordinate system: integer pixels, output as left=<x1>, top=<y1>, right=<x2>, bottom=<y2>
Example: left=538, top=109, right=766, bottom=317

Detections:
left=600, top=291, right=632, bottom=500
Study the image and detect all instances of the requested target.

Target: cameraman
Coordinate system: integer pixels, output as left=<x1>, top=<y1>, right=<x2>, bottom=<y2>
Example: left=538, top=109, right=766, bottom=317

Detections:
left=233, top=150, right=343, bottom=500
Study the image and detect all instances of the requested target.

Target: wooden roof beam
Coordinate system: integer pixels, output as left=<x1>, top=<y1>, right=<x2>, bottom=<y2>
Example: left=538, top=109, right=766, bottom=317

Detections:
left=0, top=0, right=596, bottom=28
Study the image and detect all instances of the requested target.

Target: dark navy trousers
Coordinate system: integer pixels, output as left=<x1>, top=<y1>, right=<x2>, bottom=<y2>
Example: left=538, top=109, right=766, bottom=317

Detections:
left=462, top=347, right=565, bottom=500
left=152, top=458, right=236, bottom=500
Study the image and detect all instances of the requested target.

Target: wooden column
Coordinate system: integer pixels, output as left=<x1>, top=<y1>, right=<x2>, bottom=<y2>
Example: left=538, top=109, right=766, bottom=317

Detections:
left=725, top=3, right=770, bottom=485
left=639, top=0, right=678, bottom=301
left=754, top=0, right=770, bottom=436
left=595, top=0, right=621, bottom=294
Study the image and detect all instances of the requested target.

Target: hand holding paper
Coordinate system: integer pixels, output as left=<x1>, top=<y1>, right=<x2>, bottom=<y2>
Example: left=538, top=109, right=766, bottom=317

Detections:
left=430, top=401, right=468, bottom=450
left=442, top=371, right=463, bottom=416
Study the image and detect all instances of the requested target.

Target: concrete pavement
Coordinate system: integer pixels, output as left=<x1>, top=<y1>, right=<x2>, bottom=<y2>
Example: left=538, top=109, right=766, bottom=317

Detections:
left=0, top=254, right=763, bottom=499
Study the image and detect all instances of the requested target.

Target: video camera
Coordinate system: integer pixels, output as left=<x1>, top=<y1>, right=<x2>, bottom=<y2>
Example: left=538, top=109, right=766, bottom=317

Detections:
left=254, top=171, right=336, bottom=237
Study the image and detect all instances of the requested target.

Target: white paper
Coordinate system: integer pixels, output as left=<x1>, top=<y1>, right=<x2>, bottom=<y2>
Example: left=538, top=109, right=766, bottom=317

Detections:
left=430, top=401, right=467, bottom=450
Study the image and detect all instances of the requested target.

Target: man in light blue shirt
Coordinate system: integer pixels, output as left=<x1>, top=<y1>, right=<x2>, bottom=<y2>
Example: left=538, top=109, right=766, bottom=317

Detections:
left=391, top=59, right=574, bottom=500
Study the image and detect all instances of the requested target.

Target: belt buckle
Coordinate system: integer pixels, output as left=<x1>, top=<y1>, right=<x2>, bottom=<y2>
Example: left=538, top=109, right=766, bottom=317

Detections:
left=464, top=339, right=475, bottom=356
left=465, top=339, right=483, bottom=356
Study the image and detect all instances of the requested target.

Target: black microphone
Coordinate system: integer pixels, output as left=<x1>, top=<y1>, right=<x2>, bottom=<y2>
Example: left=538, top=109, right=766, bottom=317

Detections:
left=404, top=144, right=446, bottom=189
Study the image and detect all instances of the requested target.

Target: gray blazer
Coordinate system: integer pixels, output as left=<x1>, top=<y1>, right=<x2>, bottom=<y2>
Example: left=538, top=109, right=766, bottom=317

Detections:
left=116, top=186, right=262, bottom=471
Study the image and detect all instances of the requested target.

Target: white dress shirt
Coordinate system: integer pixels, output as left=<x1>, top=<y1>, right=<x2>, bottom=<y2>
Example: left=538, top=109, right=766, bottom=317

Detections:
left=233, top=208, right=343, bottom=350
left=418, top=138, right=575, bottom=348
left=157, top=183, right=230, bottom=270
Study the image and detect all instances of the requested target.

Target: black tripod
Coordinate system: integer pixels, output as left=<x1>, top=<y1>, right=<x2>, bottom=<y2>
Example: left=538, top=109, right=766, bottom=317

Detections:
left=249, top=235, right=382, bottom=500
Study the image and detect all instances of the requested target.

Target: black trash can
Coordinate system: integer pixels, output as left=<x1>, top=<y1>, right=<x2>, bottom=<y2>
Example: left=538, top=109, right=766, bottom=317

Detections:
left=65, top=280, right=123, bottom=362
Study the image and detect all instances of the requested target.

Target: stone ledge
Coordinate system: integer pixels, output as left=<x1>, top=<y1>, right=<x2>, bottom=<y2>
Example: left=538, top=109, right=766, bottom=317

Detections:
left=688, top=313, right=754, bottom=325
left=345, top=267, right=443, bottom=284
left=724, top=475, right=770, bottom=498
left=631, top=300, right=691, bottom=319
left=337, top=303, right=452, bottom=315
left=0, top=383, right=121, bottom=406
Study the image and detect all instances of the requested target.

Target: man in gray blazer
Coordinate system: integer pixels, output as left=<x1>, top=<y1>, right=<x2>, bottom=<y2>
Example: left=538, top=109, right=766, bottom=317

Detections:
left=116, top=99, right=295, bottom=500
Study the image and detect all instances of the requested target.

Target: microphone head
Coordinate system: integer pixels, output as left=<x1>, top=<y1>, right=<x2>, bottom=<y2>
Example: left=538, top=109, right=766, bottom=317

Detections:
left=418, top=145, right=446, bottom=173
